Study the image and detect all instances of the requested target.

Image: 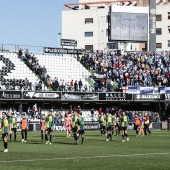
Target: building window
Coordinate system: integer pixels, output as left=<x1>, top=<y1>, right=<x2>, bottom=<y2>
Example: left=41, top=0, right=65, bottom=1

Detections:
left=106, top=29, right=108, bottom=36
left=98, top=6, right=105, bottom=9
left=85, top=32, right=93, bottom=37
left=85, top=5, right=90, bottom=9
left=106, top=15, right=109, bottom=23
left=168, top=12, right=170, bottom=19
left=168, top=40, right=170, bottom=47
left=156, top=28, right=162, bottom=35
left=156, top=43, right=162, bottom=48
left=85, top=18, right=93, bottom=24
left=168, top=26, right=170, bottom=33
left=85, top=45, right=93, bottom=50
left=156, top=15, right=162, bottom=21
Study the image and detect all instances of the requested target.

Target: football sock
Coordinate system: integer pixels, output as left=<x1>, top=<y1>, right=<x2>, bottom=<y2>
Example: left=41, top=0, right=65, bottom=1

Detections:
left=50, top=135, right=52, bottom=142
left=4, top=142, right=7, bottom=149
left=46, top=135, right=48, bottom=141
left=10, top=134, right=12, bottom=140
left=82, top=137, right=84, bottom=144
left=25, top=131, right=27, bottom=140
left=41, top=133, right=43, bottom=141
left=122, top=135, right=124, bottom=140
left=21, top=131, right=24, bottom=139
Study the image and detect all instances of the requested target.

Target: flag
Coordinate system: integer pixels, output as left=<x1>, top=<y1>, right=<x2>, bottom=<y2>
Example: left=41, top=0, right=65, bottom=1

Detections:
left=166, top=87, right=170, bottom=94
left=140, top=87, right=153, bottom=94
left=153, top=87, right=159, bottom=94
left=160, top=86, right=166, bottom=94
left=127, top=86, right=140, bottom=94
left=123, top=86, right=128, bottom=93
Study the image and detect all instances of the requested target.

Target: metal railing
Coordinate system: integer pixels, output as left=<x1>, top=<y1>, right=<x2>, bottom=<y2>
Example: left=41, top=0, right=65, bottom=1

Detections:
left=0, top=43, right=44, bottom=55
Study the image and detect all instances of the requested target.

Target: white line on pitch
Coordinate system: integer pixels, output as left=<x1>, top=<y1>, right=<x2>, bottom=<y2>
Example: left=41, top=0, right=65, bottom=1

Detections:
left=0, top=152, right=168, bottom=163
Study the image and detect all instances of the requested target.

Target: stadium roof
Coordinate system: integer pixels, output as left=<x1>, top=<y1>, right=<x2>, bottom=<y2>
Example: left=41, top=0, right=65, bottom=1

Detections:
left=64, top=0, right=138, bottom=10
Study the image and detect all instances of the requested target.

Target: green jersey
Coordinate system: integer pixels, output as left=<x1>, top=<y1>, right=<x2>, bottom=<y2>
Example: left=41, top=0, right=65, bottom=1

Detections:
left=1, top=118, right=10, bottom=134
left=45, top=115, right=54, bottom=128
left=11, top=117, right=17, bottom=128
left=121, top=115, right=129, bottom=127
left=8, top=117, right=12, bottom=126
left=77, top=118, right=84, bottom=130
left=72, top=115, right=78, bottom=128
left=105, top=116, right=114, bottom=127
left=98, top=115, right=105, bottom=126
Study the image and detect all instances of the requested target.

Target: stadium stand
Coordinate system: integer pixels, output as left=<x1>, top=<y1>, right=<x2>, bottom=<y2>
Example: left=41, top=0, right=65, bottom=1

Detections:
left=1, top=49, right=170, bottom=93
left=34, top=54, right=92, bottom=91
left=0, top=53, right=47, bottom=90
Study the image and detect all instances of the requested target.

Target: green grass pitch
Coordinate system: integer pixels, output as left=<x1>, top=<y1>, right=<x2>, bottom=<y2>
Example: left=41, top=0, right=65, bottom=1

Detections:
left=0, top=130, right=170, bottom=170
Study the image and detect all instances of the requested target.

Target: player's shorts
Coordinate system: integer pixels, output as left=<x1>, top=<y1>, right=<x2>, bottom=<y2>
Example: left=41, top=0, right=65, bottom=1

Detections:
left=45, top=128, right=53, bottom=133
left=21, top=127, right=28, bottom=131
left=12, top=128, right=17, bottom=133
left=100, top=125, right=105, bottom=131
left=2, top=133, right=8, bottom=139
left=66, top=125, right=71, bottom=131
left=72, top=126, right=78, bottom=133
left=107, top=125, right=112, bottom=132
left=121, top=126, right=127, bottom=131
left=78, top=130, right=84, bottom=135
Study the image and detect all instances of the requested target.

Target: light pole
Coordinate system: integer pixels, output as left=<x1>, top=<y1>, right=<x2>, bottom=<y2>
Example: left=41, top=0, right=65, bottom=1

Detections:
left=58, top=33, right=61, bottom=48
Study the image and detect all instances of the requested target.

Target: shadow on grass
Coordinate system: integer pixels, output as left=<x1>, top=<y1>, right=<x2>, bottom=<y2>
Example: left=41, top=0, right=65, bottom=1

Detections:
left=57, top=141, right=77, bottom=145
left=33, top=135, right=66, bottom=138
left=27, top=142, right=44, bottom=145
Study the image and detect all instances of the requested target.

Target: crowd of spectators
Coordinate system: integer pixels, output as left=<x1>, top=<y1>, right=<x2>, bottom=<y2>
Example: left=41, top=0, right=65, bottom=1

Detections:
left=80, top=50, right=170, bottom=92
left=1, top=78, right=33, bottom=90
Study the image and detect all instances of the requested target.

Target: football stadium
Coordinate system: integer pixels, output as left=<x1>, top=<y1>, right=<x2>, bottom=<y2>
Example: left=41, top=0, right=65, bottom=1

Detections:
left=0, top=0, right=170, bottom=170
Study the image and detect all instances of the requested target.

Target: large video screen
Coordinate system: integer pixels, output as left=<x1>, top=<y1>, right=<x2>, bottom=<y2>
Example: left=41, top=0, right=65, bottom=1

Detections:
left=110, top=12, right=148, bottom=42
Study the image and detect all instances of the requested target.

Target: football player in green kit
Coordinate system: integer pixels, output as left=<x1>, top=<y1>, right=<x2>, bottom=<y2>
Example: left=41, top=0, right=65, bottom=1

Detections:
left=7, top=113, right=12, bottom=142
left=105, top=111, right=114, bottom=141
left=1, top=112, right=12, bottom=152
left=45, top=110, right=54, bottom=145
left=112, top=113, right=117, bottom=136
left=10, top=113, right=17, bottom=141
left=98, top=113, right=106, bottom=136
left=76, top=112, right=84, bottom=144
left=71, top=110, right=78, bottom=144
left=121, top=111, right=129, bottom=142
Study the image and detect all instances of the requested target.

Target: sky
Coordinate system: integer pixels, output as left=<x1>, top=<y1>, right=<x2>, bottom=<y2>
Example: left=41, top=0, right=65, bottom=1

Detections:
left=0, top=0, right=78, bottom=49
